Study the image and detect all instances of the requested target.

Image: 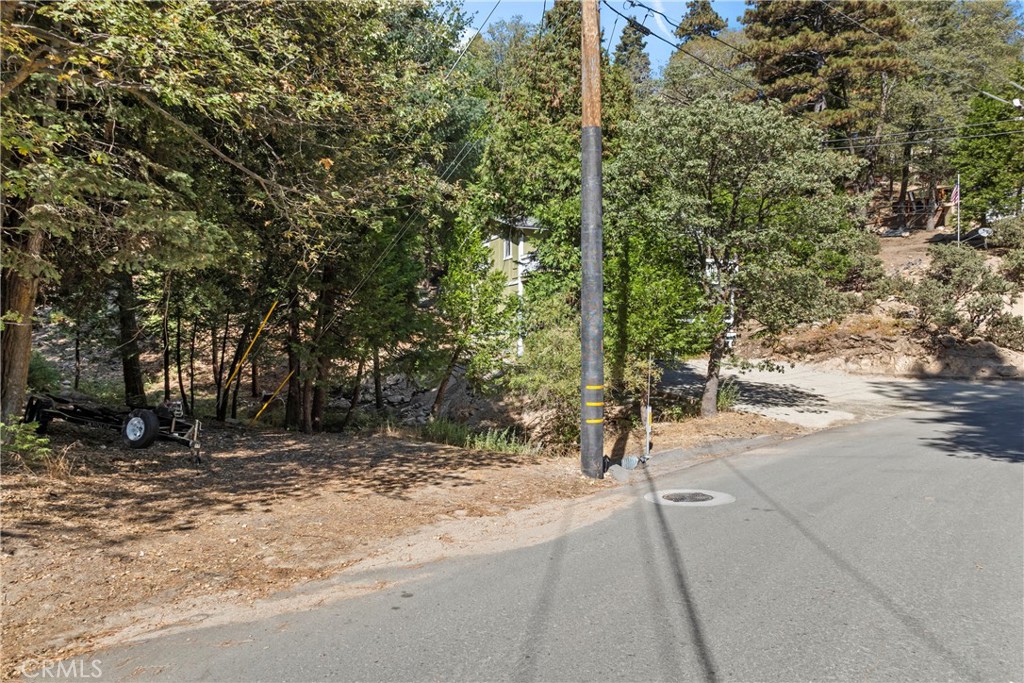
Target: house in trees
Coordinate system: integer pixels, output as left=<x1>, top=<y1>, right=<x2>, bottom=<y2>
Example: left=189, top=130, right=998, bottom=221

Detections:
left=483, top=217, right=542, bottom=354
left=484, top=217, right=542, bottom=300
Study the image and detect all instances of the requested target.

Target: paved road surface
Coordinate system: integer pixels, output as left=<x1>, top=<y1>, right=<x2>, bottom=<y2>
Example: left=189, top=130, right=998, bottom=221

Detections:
left=65, top=378, right=1023, bottom=681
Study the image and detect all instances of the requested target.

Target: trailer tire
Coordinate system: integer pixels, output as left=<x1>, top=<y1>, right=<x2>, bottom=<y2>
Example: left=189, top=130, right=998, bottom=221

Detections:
left=122, top=409, right=159, bottom=449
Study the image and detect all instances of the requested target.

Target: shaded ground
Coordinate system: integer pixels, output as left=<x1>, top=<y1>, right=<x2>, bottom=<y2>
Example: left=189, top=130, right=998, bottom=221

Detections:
left=0, top=412, right=796, bottom=678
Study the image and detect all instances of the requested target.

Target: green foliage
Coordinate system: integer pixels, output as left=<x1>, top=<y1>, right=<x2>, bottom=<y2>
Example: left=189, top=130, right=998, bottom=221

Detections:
left=506, top=294, right=582, bottom=445
left=910, top=244, right=1017, bottom=339
left=993, top=216, right=1024, bottom=285
left=675, top=0, right=727, bottom=41
left=611, top=98, right=864, bottom=338
left=953, top=64, right=1024, bottom=225
left=986, top=313, right=1024, bottom=352
left=27, top=352, right=60, bottom=392
left=420, top=418, right=536, bottom=456
left=1, top=421, right=51, bottom=467
left=716, top=378, right=741, bottom=412
left=613, top=21, right=652, bottom=91
left=741, top=0, right=913, bottom=135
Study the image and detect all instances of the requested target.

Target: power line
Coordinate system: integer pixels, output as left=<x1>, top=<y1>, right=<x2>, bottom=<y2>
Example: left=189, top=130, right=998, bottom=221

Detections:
left=839, top=127, right=1024, bottom=152
left=817, top=0, right=1016, bottom=108
left=277, top=4, right=506, bottom=346
left=444, top=0, right=502, bottom=80
left=824, top=116, right=1024, bottom=147
left=625, top=0, right=879, bottom=120
left=601, top=0, right=758, bottom=93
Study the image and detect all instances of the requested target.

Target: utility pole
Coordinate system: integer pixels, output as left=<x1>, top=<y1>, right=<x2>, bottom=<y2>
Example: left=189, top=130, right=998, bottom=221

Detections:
left=580, top=0, right=604, bottom=479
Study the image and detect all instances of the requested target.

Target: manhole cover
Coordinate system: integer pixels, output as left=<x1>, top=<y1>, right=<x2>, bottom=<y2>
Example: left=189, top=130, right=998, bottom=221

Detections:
left=663, top=492, right=713, bottom=503
left=644, top=489, right=736, bottom=507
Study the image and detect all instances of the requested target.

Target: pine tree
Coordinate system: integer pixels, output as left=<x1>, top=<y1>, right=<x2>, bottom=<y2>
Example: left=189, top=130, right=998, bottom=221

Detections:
left=741, top=0, right=913, bottom=136
left=614, top=21, right=652, bottom=88
left=675, top=0, right=727, bottom=42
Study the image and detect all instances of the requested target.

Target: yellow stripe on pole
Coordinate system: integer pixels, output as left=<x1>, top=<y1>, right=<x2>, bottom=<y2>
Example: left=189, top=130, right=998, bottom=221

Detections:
left=249, top=370, right=293, bottom=426
left=585, top=418, right=603, bottom=424
left=224, top=300, right=278, bottom=394
left=585, top=385, right=604, bottom=390
left=585, top=401, right=604, bottom=407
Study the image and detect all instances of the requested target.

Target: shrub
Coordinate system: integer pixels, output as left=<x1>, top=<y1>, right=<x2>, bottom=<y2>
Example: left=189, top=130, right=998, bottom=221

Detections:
left=27, top=352, right=60, bottom=392
left=910, top=244, right=1015, bottom=340
left=717, top=378, right=741, bottom=412
left=420, top=418, right=536, bottom=456
left=0, top=421, right=73, bottom=476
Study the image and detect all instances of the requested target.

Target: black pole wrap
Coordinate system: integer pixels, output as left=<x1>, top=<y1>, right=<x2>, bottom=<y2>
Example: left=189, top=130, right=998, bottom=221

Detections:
left=581, top=124, right=604, bottom=479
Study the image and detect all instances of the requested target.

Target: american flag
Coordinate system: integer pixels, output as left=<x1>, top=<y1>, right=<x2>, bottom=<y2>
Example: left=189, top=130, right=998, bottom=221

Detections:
left=950, top=181, right=960, bottom=205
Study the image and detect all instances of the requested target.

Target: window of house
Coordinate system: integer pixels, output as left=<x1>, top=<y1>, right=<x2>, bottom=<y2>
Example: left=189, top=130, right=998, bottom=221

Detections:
left=503, top=238, right=513, bottom=260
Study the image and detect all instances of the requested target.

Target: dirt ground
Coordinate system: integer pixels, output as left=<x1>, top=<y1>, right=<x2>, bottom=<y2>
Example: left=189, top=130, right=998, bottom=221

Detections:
left=0, top=411, right=797, bottom=678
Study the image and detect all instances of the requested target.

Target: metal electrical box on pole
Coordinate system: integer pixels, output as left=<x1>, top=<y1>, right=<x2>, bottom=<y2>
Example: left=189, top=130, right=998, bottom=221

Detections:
left=580, top=0, right=604, bottom=479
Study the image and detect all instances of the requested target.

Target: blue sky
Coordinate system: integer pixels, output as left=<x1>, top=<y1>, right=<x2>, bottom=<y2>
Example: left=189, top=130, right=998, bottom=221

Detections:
left=460, top=0, right=750, bottom=74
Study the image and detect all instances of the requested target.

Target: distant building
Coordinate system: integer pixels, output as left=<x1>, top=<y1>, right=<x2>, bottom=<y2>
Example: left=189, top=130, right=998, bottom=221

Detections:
left=483, top=217, right=542, bottom=354
left=483, top=217, right=542, bottom=299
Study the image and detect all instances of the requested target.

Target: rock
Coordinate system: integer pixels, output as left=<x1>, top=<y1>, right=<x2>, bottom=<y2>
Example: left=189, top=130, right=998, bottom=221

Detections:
left=937, top=334, right=957, bottom=348
left=606, top=464, right=631, bottom=483
left=996, top=364, right=1019, bottom=377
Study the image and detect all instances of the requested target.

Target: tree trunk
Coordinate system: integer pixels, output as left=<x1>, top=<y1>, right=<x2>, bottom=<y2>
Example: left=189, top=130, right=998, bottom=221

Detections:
left=250, top=359, right=259, bottom=398
left=176, top=314, right=188, bottom=413
left=162, top=274, right=172, bottom=401
left=217, top=318, right=253, bottom=421
left=311, top=353, right=330, bottom=433
left=0, top=230, right=45, bottom=420
left=73, top=324, right=81, bottom=391
left=188, top=320, right=197, bottom=415
left=340, top=351, right=366, bottom=430
left=115, top=271, right=147, bottom=408
left=210, top=325, right=220, bottom=387
left=285, top=292, right=302, bottom=430
left=897, top=139, right=913, bottom=230
left=373, top=347, right=384, bottom=411
left=309, top=264, right=338, bottom=433
left=700, top=331, right=728, bottom=418
left=301, top=377, right=313, bottom=433
left=431, top=345, right=463, bottom=420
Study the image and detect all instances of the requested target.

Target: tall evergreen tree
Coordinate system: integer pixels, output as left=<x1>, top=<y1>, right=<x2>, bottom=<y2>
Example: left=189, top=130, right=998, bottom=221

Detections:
left=675, top=0, right=727, bottom=42
left=613, top=20, right=652, bottom=88
left=741, top=0, right=913, bottom=137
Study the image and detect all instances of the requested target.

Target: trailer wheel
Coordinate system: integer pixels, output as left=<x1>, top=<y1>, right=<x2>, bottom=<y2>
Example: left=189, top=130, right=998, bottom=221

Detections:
left=122, top=409, right=159, bottom=449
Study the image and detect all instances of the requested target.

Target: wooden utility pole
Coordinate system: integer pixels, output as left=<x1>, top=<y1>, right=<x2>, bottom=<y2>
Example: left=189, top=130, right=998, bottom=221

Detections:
left=580, top=0, right=604, bottom=479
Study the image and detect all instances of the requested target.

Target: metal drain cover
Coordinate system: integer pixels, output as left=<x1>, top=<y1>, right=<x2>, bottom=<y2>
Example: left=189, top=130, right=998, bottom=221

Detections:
left=644, top=489, right=735, bottom=507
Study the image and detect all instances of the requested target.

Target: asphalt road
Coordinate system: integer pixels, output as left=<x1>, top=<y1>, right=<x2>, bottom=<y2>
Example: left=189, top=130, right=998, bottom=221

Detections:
left=69, top=379, right=1023, bottom=682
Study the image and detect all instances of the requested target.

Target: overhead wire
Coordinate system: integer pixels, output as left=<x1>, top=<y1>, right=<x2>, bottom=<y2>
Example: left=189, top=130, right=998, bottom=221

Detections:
left=840, top=127, right=1024, bottom=152
left=624, top=0, right=879, bottom=120
left=228, top=1, right=506, bottom=377
left=600, top=0, right=758, bottom=93
left=817, top=0, right=1020, bottom=107
left=823, top=116, right=1024, bottom=147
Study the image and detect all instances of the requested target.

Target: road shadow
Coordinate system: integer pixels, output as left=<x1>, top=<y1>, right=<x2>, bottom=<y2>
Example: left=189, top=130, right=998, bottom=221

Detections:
left=637, top=465, right=719, bottom=682
left=866, top=379, right=1023, bottom=463
left=659, top=364, right=828, bottom=413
